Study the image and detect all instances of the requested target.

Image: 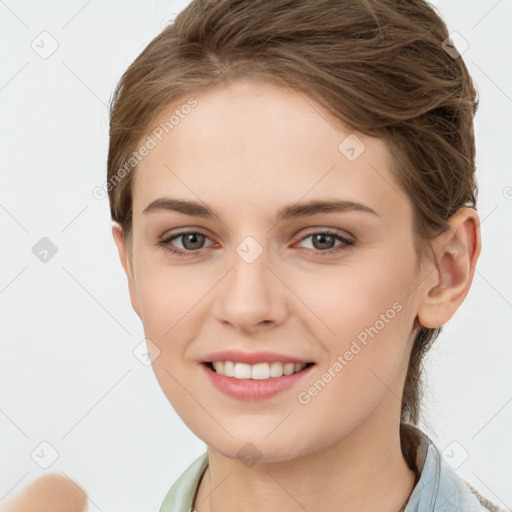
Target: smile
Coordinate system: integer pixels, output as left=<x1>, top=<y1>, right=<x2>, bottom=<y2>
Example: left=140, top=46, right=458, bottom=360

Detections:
left=201, top=361, right=316, bottom=400
left=207, top=361, right=314, bottom=379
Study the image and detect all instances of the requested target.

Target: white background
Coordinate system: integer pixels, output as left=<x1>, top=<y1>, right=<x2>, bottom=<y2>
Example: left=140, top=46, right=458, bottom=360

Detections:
left=1, top=1, right=511, bottom=511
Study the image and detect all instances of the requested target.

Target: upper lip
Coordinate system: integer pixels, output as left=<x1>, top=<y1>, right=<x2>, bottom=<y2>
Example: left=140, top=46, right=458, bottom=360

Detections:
left=201, top=350, right=315, bottom=365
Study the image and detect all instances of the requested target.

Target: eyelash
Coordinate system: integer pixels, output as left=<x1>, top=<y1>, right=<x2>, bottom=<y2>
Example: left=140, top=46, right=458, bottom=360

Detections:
left=158, top=229, right=354, bottom=257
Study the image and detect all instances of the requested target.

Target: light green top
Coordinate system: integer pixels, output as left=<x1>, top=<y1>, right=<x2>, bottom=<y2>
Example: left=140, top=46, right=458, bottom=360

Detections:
left=160, top=451, right=208, bottom=512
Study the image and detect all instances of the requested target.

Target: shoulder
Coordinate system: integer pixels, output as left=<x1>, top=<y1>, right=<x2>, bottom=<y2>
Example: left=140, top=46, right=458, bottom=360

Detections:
left=401, top=424, right=504, bottom=512
left=464, top=480, right=505, bottom=512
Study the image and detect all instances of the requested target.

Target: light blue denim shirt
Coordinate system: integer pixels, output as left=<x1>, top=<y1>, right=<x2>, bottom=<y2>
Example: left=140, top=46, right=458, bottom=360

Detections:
left=159, top=425, right=502, bottom=512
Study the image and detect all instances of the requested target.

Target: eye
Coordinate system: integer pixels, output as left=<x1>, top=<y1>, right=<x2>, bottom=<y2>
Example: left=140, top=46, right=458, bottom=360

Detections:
left=296, top=230, right=354, bottom=253
left=158, top=230, right=215, bottom=256
left=158, top=229, right=354, bottom=257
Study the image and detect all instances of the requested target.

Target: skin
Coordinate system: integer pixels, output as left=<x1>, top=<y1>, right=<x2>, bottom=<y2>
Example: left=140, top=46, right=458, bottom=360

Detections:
left=0, top=474, right=87, bottom=512
left=112, top=79, right=481, bottom=512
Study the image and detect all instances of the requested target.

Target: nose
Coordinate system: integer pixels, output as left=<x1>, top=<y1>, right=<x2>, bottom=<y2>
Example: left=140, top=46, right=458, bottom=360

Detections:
left=214, top=245, right=288, bottom=333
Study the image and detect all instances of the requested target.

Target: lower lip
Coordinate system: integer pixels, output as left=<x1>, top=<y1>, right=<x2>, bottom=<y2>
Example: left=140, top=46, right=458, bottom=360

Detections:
left=200, top=363, right=315, bottom=400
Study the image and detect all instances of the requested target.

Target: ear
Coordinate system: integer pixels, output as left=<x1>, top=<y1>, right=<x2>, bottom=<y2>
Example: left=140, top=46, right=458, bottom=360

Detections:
left=417, top=207, right=482, bottom=329
left=111, top=221, right=141, bottom=319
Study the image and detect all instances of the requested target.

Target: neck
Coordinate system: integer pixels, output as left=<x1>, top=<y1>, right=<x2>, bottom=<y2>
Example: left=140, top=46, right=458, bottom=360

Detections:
left=193, top=396, right=417, bottom=512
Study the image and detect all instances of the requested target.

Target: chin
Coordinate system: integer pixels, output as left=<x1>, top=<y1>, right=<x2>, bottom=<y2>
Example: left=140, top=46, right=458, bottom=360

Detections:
left=203, top=430, right=311, bottom=464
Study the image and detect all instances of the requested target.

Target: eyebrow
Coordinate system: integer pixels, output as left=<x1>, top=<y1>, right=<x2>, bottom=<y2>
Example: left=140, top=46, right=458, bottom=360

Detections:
left=142, top=197, right=379, bottom=220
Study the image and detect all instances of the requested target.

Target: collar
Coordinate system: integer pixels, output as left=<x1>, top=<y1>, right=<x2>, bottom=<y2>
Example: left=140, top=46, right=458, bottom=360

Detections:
left=159, top=425, right=489, bottom=512
left=401, top=423, right=488, bottom=511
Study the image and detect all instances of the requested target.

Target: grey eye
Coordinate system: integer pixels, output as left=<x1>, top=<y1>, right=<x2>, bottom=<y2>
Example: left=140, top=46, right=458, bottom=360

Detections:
left=179, top=232, right=207, bottom=250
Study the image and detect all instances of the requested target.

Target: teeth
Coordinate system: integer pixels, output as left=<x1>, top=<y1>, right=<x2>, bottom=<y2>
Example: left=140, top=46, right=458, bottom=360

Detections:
left=283, top=363, right=295, bottom=375
left=234, top=362, right=252, bottom=379
left=211, top=361, right=308, bottom=379
left=251, top=363, right=270, bottom=380
left=269, top=361, right=284, bottom=378
left=223, top=361, right=234, bottom=377
left=213, top=361, right=224, bottom=375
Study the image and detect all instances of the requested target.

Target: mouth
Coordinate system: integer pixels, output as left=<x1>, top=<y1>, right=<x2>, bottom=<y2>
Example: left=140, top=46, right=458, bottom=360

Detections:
left=202, top=361, right=316, bottom=379
left=200, top=359, right=316, bottom=400
left=198, top=349, right=317, bottom=400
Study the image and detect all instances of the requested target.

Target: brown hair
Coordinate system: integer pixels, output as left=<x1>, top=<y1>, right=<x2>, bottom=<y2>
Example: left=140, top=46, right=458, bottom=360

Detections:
left=107, top=0, right=479, bottom=474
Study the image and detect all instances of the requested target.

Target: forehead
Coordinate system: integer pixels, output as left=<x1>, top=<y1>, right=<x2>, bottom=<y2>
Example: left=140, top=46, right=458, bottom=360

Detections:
left=132, top=79, right=409, bottom=222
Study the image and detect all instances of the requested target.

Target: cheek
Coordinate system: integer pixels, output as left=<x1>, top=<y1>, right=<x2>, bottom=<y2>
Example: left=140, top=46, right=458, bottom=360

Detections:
left=291, top=257, right=413, bottom=339
left=134, top=265, right=209, bottom=419
left=133, top=256, right=209, bottom=340
left=288, top=252, right=417, bottom=389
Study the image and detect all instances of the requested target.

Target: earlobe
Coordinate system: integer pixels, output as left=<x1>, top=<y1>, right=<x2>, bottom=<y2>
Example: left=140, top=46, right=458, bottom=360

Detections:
left=417, top=208, right=481, bottom=329
left=111, top=221, right=141, bottom=318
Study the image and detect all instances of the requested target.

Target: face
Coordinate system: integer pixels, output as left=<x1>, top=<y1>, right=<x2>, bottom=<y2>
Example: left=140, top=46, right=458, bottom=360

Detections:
left=115, top=79, right=427, bottom=461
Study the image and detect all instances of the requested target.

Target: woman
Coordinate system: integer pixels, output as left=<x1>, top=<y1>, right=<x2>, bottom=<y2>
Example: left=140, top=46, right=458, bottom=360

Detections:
left=106, top=0, right=502, bottom=511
